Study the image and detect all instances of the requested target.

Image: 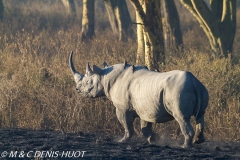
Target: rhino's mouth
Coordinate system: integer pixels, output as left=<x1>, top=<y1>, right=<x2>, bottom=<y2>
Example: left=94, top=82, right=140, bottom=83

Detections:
left=82, top=87, right=94, bottom=97
left=88, top=86, right=94, bottom=92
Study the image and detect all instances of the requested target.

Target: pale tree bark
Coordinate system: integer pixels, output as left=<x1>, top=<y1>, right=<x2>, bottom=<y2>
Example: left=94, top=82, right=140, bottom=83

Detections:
left=81, top=0, right=95, bottom=41
left=130, top=0, right=164, bottom=70
left=62, top=0, right=76, bottom=16
left=135, top=1, right=145, bottom=65
left=0, top=0, right=4, bottom=20
left=179, top=0, right=236, bottom=58
left=104, top=0, right=119, bottom=38
left=104, top=0, right=133, bottom=41
left=162, top=0, right=183, bottom=53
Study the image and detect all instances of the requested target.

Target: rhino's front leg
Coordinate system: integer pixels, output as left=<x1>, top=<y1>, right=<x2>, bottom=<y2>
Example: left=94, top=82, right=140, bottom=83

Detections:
left=116, top=108, right=135, bottom=143
left=141, top=120, right=159, bottom=144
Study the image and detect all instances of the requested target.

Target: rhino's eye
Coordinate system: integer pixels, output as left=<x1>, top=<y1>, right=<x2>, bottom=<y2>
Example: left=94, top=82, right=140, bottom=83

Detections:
left=86, top=80, right=92, bottom=85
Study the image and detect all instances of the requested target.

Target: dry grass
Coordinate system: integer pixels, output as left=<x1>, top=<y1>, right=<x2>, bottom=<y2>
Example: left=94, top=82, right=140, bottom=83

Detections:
left=0, top=1, right=240, bottom=141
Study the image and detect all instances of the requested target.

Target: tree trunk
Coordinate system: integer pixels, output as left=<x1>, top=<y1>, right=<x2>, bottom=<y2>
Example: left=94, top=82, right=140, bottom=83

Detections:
left=62, top=0, right=76, bottom=16
left=130, top=0, right=164, bottom=70
left=104, top=0, right=119, bottom=38
left=179, top=0, right=236, bottom=58
left=104, top=0, right=133, bottom=41
left=0, top=0, right=4, bottom=20
left=116, top=0, right=133, bottom=40
left=217, top=0, right=236, bottom=54
left=162, top=0, right=183, bottom=53
left=136, top=1, right=145, bottom=65
left=81, top=0, right=95, bottom=41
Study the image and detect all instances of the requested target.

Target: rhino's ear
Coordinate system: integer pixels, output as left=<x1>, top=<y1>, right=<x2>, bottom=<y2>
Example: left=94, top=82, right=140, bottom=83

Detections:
left=93, top=65, right=103, bottom=75
left=86, top=62, right=93, bottom=76
left=103, top=61, right=108, bottom=68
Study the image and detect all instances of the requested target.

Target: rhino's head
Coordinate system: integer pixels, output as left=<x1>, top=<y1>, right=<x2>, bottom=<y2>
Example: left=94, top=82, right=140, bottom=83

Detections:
left=69, top=51, right=105, bottom=98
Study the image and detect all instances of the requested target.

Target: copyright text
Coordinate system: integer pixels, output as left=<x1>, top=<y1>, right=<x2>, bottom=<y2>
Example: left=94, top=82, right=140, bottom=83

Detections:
left=1, top=150, right=86, bottom=158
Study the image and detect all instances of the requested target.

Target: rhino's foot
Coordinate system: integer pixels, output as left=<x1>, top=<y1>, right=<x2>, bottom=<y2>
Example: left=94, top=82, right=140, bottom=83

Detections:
left=181, top=142, right=192, bottom=149
left=147, top=133, right=160, bottom=144
left=193, top=130, right=205, bottom=144
left=193, top=136, right=205, bottom=144
left=181, top=144, right=192, bottom=149
left=181, top=136, right=193, bottom=149
left=118, top=137, right=129, bottom=143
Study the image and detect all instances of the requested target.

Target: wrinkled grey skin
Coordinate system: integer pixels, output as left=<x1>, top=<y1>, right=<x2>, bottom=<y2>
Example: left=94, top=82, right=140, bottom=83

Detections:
left=69, top=51, right=209, bottom=148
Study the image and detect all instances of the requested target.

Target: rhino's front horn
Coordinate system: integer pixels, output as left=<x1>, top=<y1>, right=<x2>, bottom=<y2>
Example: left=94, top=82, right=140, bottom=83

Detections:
left=69, top=51, right=83, bottom=83
left=86, top=62, right=93, bottom=76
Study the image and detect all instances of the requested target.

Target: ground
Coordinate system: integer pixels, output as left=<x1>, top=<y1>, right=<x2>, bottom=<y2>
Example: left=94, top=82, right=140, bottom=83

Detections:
left=0, top=128, right=239, bottom=159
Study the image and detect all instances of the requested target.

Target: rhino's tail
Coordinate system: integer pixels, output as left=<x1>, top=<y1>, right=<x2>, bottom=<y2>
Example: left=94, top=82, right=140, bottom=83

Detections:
left=190, top=73, right=202, bottom=119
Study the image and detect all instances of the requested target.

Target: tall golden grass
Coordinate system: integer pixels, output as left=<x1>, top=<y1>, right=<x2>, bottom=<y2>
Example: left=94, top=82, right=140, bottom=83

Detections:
left=0, top=1, right=239, bottom=141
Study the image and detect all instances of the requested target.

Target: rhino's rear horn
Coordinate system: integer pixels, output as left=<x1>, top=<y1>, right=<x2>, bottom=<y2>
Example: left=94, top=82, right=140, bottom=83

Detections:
left=86, top=62, right=93, bottom=76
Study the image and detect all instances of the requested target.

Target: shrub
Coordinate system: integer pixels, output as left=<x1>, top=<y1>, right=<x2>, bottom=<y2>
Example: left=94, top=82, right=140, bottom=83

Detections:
left=0, top=0, right=239, bottom=141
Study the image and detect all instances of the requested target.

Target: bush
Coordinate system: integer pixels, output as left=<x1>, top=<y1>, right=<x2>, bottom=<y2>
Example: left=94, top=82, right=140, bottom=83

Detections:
left=0, top=0, right=239, bottom=141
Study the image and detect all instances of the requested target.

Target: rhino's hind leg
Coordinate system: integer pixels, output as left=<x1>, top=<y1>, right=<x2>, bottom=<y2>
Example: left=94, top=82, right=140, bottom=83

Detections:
left=141, top=120, right=159, bottom=144
left=116, top=108, right=135, bottom=143
left=175, top=116, right=194, bottom=148
left=193, top=115, right=205, bottom=144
